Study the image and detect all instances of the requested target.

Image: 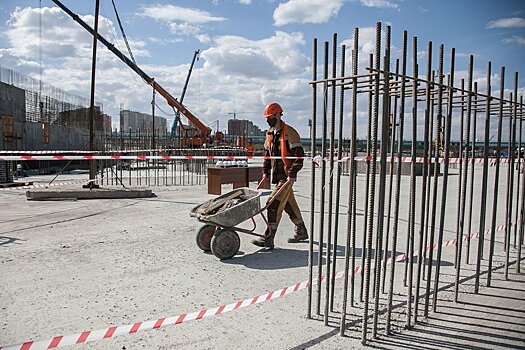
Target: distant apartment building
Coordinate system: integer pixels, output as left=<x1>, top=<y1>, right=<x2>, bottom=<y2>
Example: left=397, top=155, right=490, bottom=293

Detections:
left=54, top=106, right=106, bottom=130
left=227, top=119, right=264, bottom=137
left=102, top=114, right=112, bottom=131
left=120, top=109, right=167, bottom=132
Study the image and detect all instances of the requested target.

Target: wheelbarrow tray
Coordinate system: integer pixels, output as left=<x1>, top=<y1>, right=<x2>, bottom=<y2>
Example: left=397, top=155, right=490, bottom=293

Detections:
left=190, top=187, right=261, bottom=228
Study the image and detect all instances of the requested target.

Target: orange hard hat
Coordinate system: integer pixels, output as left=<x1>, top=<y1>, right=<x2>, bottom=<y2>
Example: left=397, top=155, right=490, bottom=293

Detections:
left=263, top=102, right=283, bottom=118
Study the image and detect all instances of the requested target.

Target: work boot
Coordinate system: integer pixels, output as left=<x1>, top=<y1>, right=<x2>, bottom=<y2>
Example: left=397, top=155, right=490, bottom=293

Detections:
left=288, top=222, right=309, bottom=243
left=251, top=228, right=275, bottom=250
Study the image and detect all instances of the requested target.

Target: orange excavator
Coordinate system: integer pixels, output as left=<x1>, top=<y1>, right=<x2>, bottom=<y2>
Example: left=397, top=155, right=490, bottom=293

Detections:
left=51, top=0, right=223, bottom=147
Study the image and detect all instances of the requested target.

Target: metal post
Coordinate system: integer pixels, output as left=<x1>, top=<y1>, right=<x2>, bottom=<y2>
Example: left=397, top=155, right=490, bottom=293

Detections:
left=316, top=41, right=329, bottom=316
left=432, top=47, right=455, bottom=312
left=423, top=71, right=436, bottom=281
left=406, top=35, right=418, bottom=328
left=455, top=79, right=465, bottom=269
left=340, top=29, right=358, bottom=336
left=330, top=41, right=346, bottom=312
left=382, top=59, right=400, bottom=294
left=516, top=95, right=525, bottom=273
left=307, top=37, right=317, bottom=319
left=487, top=66, right=505, bottom=286
left=474, top=62, right=492, bottom=293
left=324, top=33, right=337, bottom=326
left=424, top=43, right=445, bottom=318
left=466, top=82, right=479, bottom=264
left=89, top=0, right=101, bottom=181
left=455, top=55, right=474, bottom=301
left=505, top=74, right=519, bottom=280
left=414, top=40, right=433, bottom=324
left=361, top=22, right=381, bottom=346
left=372, top=24, right=391, bottom=339
left=360, top=53, right=374, bottom=303
left=514, top=97, right=523, bottom=249
left=385, top=29, right=408, bottom=335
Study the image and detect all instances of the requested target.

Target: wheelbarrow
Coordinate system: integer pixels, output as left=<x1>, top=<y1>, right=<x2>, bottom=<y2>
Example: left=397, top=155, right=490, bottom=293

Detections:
left=190, top=180, right=290, bottom=260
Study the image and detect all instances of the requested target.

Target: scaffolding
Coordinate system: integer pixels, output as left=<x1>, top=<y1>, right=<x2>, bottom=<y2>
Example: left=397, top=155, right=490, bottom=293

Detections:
left=0, top=65, right=100, bottom=124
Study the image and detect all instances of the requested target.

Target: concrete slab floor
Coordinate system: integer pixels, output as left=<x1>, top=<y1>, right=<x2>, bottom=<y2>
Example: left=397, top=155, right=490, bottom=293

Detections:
left=0, top=163, right=524, bottom=349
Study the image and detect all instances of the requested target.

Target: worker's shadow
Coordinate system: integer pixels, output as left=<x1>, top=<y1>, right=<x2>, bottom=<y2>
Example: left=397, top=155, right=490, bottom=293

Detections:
left=223, top=247, right=311, bottom=270
left=223, top=243, right=397, bottom=270
left=223, top=242, right=452, bottom=270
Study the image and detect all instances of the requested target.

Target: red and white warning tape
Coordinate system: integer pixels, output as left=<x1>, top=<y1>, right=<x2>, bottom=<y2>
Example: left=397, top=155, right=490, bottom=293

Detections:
left=0, top=223, right=508, bottom=350
left=0, top=151, right=95, bottom=155
left=0, top=148, right=249, bottom=155
left=0, top=180, right=90, bottom=192
left=0, top=154, right=518, bottom=164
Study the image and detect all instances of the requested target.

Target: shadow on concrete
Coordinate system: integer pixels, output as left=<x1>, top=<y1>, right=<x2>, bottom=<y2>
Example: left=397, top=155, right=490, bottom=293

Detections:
left=287, top=257, right=525, bottom=350
left=225, top=248, right=311, bottom=269
left=0, top=236, right=25, bottom=247
left=224, top=240, right=453, bottom=270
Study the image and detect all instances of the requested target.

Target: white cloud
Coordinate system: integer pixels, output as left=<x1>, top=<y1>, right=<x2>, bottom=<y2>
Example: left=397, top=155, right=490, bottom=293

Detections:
left=140, top=4, right=226, bottom=24
left=202, top=31, right=308, bottom=78
left=359, top=0, right=399, bottom=9
left=5, top=7, right=149, bottom=61
left=487, top=17, right=525, bottom=29
left=239, top=0, right=253, bottom=4
left=168, top=22, right=211, bottom=43
left=502, top=35, right=525, bottom=46
left=273, top=0, right=343, bottom=26
left=140, top=4, right=224, bottom=43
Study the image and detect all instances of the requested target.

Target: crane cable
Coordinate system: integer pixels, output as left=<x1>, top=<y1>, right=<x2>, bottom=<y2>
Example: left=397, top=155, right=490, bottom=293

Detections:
left=110, top=0, right=137, bottom=66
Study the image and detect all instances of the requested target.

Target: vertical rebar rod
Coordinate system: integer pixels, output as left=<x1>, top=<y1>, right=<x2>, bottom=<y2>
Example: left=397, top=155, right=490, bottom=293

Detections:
left=466, top=82, right=479, bottom=264
left=487, top=66, right=504, bottom=287
left=514, top=97, right=523, bottom=250
left=361, top=22, right=381, bottom=346
left=505, top=74, right=519, bottom=280
left=349, top=41, right=359, bottom=308
left=423, top=71, right=436, bottom=281
left=504, top=93, right=513, bottom=255
left=360, top=53, right=374, bottom=303
left=424, top=43, right=445, bottom=318
left=455, top=79, right=465, bottom=269
left=474, top=61, right=491, bottom=293
left=406, top=35, right=418, bottom=328
left=324, top=33, right=337, bottom=326
left=382, top=59, right=400, bottom=294
left=307, top=37, right=317, bottom=319
left=414, top=40, right=433, bottom=324
left=517, top=97, right=524, bottom=274
left=385, top=29, right=408, bottom=335
left=432, top=46, right=455, bottom=313
left=340, top=29, right=358, bottom=336
left=316, top=41, right=329, bottom=316
left=330, top=42, right=346, bottom=313
left=455, top=55, right=474, bottom=301
left=372, top=24, right=391, bottom=339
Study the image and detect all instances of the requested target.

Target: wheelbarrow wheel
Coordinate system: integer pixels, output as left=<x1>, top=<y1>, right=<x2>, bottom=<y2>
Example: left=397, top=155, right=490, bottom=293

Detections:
left=211, top=228, right=240, bottom=260
left=196, top=224, right=217, bottom=252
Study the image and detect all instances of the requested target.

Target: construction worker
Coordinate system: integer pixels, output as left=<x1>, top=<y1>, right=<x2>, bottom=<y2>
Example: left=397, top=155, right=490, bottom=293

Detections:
left=246, top=138, right=255, bottom=157
left=252, top=102, right=309, bottom=249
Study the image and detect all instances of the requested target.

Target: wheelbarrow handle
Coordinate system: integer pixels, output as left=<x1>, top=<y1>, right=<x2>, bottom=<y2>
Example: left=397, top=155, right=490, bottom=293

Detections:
left=256, top=177, right=268, bottom=190
left=261, top=180, right=292, bottom=211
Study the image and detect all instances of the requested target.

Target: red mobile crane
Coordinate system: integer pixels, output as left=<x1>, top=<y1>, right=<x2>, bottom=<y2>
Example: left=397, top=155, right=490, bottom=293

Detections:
left=50, top=0, right=217, bottom=147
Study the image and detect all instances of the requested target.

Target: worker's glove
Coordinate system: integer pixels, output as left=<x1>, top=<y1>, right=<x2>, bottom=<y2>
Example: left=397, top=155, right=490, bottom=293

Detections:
left=287, top=176, right=296, bottom=184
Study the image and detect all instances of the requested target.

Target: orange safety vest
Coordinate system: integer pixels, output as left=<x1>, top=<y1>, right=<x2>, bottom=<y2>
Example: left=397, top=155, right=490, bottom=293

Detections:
left=265, top=123, right=293, bottom=169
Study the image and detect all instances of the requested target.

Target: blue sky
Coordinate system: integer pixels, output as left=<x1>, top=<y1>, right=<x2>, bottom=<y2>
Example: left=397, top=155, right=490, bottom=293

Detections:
left=0, top=0, right=524, bottom=137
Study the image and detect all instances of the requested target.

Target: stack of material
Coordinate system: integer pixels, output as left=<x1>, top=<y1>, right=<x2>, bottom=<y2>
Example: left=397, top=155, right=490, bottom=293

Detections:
left=0, top=161, right=13, bottom=184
